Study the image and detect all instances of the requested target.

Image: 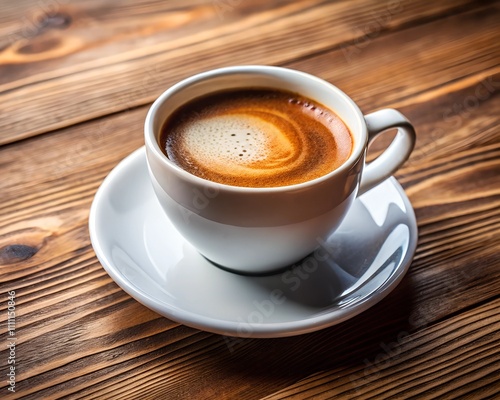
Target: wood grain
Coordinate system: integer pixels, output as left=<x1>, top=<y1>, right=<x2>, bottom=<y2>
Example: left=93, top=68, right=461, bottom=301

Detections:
left=0, top=0, right=499, bottom=399
left=0, top=0, right=486, bottom=145
left=0, top=81, right=498, bottom=398
left=261, top=299, right=500, bottom=399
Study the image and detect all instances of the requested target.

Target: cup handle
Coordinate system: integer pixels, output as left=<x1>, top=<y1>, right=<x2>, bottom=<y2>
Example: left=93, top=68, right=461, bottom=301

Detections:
left=358, top=109, right=416, bottom=196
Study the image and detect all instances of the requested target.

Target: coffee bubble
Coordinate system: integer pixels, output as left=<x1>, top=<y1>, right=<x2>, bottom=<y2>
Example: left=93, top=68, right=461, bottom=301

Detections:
left=180, top=115, right=273, bottom=166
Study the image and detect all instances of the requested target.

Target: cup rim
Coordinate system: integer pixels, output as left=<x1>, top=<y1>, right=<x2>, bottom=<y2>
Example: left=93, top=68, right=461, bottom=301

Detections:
left=144, top=65, right=367, bottom=193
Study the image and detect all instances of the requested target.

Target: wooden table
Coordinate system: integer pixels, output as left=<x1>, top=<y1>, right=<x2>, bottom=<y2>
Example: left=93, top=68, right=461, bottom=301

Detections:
left=1, top=0, right=499, bottom=398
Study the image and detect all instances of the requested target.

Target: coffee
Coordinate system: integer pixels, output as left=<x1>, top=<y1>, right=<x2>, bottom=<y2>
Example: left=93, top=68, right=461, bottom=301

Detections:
left=160, top=89, right=352, bottom=187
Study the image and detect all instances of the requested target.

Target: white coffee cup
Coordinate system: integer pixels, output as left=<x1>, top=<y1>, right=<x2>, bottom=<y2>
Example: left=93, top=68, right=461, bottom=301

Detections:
left=145, top=66, right=415, bottom=274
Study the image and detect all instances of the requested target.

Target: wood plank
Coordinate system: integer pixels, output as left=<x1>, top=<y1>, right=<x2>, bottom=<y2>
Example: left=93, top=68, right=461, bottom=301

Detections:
left=261, top=298, right=500, bottom=400
left=1, top=2, right=499, bottom=398
left=0, top=108, right=147, bottom=283
left=1, top=6, right=499, bottom=205
left=0, top=0, right=483, bottom=145
left=1, top=9, right=498, bottom=310
left=0, top=69, right=498, bottom=398
left=2, top=0, right=483, bottom=87
left=0, top=0, right=300, bottom=85
left=2, top=275, right=498, bottom=398
left=286, top=3, right=500, bottom=112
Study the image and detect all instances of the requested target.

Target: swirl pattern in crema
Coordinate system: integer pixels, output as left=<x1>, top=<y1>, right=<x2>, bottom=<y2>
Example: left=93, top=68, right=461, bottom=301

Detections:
left=161, top=89, right=353, bottom=187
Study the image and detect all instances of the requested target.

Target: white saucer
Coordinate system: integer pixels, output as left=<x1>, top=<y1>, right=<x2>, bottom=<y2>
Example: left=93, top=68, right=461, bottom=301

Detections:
left=89, top=147, right=417, bottom=338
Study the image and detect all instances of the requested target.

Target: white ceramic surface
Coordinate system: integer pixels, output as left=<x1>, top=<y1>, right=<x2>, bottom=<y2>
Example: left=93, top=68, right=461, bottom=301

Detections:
left=145, top=65, right=416, bottom=273
left=89, top=147, right=418, bottom=338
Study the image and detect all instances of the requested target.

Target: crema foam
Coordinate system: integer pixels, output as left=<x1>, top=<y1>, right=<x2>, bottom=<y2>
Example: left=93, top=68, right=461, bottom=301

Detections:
left=160, top=89, right=352, bottom=188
